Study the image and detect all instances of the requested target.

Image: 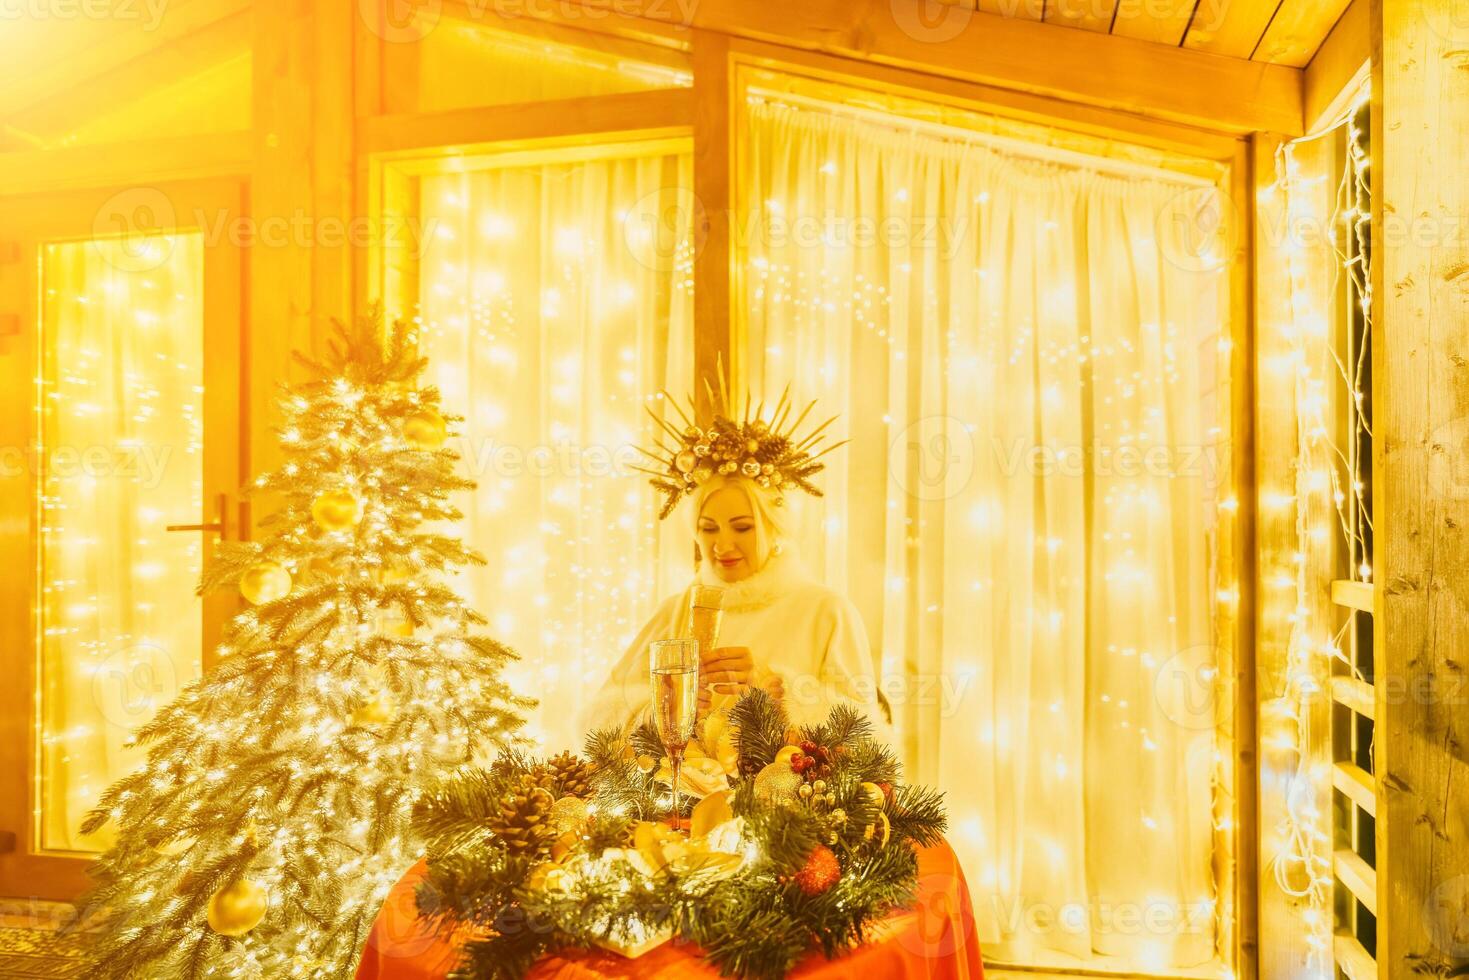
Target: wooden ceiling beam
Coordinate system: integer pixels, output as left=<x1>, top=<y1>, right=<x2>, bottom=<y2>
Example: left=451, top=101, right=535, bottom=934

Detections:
left=537, top=0, right=1303, bottom=134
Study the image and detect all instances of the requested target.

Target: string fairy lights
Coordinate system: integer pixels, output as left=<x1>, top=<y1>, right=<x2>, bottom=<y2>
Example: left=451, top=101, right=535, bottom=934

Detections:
left=36, top=232, right=206, bottom=853
left=741, top=89, right=1233, bottom=973
left=1255, top=81, right=1372, bottom=977
left=416, top=152, right=696, bottom=751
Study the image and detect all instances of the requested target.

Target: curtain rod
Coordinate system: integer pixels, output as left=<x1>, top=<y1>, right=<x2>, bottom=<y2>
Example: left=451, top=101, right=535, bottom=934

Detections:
left=746, top=88, right=1219, bottom=191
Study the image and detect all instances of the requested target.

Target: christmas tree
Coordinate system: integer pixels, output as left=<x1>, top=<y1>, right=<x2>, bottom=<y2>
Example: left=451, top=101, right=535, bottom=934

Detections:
left=73, top=314, right=531, bottom=979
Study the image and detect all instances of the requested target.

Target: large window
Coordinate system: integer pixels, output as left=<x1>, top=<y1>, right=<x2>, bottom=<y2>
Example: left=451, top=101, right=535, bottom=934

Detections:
left=737, top=77, right=1231, bottom=974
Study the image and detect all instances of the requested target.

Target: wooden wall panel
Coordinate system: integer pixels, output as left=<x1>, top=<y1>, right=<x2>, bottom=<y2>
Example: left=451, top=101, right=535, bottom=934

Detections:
left=1374, top=0, right=1469, bottom=973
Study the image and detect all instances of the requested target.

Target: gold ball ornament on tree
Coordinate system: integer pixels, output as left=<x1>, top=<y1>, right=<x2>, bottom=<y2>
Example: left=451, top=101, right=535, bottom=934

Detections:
left=239, top=561, right=292, bottom=605
left=402, top=408, right=448, bottom=450
left=206, top=878, right=269, bottom=937
left=753, top=761, right=803, bottom=805
left=311, top=489, right=364, bottom=533
left=351, top=691, right=396, bottom=728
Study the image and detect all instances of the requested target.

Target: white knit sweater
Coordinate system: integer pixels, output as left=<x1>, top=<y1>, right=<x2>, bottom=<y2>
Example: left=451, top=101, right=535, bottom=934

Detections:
left=580, top=548, right=893, bottom=741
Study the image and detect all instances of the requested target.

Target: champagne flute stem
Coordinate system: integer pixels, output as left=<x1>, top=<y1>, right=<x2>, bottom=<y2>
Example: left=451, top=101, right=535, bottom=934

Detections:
left=670, top=752, right=682, bottom=832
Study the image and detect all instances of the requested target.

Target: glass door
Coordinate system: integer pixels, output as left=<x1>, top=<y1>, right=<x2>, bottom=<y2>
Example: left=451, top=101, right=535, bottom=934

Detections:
left=0, top=180, right=244, bottom=901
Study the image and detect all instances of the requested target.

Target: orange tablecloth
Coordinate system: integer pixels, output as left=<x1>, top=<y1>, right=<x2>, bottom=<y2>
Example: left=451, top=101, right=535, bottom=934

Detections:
left=356, top=840, right=984, bottom=980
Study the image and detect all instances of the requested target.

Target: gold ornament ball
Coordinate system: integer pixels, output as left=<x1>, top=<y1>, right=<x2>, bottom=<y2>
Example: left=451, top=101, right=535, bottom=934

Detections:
left=860, top=782, right=886, bottom=809
left=548, top=796, right=592, bottom=836
left=207, top=878, right=269, bottom=937
left=311, top=489, right=363, bottom=533
left=351, top=693, right=396, bottom=727
left=798, top=784, right=814, bottom=800
left=403, top=408, right=448, bottom=450
left=753, top=762, right=803, bottom=805
left=239, top=561, right=292, bottom=605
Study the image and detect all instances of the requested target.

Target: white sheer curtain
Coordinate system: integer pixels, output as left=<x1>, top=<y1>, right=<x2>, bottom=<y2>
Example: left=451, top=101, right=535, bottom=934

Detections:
left=416, top=149, right=694, bottom=752
left=39, top=234, right=206, bottom=852
left=742, top=95, right=1224, bottom=971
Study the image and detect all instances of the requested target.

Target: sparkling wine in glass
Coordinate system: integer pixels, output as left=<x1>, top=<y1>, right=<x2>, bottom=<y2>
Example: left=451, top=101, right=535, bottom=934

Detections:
left=688, top=585, right=725, bottom=654
left=649, top=638, right=700, bottom=831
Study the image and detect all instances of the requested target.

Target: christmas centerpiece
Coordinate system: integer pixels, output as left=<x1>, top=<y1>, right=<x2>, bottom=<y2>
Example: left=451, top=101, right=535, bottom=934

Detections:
left=412, top=688, right=946, bottom=980
left=71, top=313, right=530, bottom=979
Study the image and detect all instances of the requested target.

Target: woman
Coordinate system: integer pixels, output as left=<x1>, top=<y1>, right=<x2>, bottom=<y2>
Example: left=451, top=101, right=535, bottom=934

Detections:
left=582, top=391, right=891, bottom=742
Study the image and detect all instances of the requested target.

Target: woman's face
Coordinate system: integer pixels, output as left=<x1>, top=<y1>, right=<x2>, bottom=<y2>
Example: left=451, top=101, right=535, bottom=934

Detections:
left=697, top=486, right=759, bottom=583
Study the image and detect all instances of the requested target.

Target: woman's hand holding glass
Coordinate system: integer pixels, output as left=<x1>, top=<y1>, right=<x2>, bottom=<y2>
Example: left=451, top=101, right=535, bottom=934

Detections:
left=697, top=646, right=787, bottom=711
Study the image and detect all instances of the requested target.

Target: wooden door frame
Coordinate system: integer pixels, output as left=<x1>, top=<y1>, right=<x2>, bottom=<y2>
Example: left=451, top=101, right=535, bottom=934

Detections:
left=0, top=177, right=246, bottom=902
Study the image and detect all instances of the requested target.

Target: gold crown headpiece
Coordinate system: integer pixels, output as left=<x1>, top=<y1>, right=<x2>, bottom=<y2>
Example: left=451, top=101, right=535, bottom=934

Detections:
left=637, top=373, right=845, bottom=520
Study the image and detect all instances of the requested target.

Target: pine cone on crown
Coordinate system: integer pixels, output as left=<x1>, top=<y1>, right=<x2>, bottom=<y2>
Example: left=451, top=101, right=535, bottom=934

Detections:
left=547, top=751, right=595, bottom=798
left=490, top=779, right=556, bottom=856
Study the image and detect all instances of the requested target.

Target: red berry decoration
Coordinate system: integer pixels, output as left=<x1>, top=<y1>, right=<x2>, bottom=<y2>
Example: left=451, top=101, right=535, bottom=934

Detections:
left=793, top=844, right=841, bottom=896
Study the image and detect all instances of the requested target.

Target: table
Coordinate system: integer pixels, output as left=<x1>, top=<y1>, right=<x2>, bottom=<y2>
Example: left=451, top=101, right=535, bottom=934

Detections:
left=355, top=839, right=985, bottom=980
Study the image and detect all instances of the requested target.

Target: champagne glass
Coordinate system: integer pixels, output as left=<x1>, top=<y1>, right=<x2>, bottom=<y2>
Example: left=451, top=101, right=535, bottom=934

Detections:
left=650, top=638, right=700, bottom=831
left=688, top=585, right=724, bottom=717
left=688, top=585, right=725, bottom=654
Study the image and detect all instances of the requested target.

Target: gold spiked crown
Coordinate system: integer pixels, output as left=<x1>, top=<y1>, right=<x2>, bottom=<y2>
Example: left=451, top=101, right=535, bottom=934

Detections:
left=637, top=372, right=845, bottom=520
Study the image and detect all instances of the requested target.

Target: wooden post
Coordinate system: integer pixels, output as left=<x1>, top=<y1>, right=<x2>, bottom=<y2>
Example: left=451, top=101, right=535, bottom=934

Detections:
left=250, top=0, right=355, bottom=490
left=1374, top=0, right=1469, bottom=973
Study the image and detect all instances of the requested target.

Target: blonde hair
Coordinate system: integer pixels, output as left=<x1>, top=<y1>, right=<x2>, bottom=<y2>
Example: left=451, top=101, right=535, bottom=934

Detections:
left=689, top=475, right=789, bottom=571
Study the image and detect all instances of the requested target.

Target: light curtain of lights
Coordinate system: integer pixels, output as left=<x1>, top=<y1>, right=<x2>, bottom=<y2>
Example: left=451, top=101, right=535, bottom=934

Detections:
left=415, top=150, right=695, bottom=751
left=740, top=92, right=1229, bottom=973
left=38, top=233, right=205, bottom=852
left=1256, top=86, right=1372, bottom=976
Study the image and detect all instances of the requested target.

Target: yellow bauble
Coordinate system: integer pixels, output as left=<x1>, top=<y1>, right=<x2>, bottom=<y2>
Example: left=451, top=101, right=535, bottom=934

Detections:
left=860, top=782, right=887, bottom=809
left=753, top=763, right=802, bottom=805
left=311, top=489, right=363, bottom=533
left=351, top=693, right=396, bottom=727
left=239, top=561, right=292, bottom=605
left=403, top=409, right=448, bottom=450
left=207, top=878, right=269, bottom=937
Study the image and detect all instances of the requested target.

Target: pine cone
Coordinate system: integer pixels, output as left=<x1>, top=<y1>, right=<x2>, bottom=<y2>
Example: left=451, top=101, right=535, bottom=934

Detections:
left=521, top=766, right=559, bottom=793
left=489, top=780, right=556, bottom=856
left=547, top=751, right=595, bottom=798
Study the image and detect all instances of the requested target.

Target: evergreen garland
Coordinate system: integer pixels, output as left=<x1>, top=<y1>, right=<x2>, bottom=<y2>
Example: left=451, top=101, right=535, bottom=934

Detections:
left=413, top=690, right=946, bottom=980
